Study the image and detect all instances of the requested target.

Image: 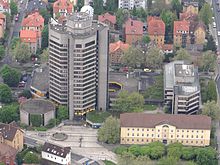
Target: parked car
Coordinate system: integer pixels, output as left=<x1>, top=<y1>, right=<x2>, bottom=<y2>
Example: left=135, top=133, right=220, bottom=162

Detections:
left=18, top=81, right=26, bottom=88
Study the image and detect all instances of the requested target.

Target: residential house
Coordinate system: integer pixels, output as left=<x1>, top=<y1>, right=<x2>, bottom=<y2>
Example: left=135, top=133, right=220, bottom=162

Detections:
left=98, top=12, right=116, bottom=30
left=124, top=18, right=144, bottom=45
left=162, top=44, right=173, bottom=54
left=0, top=122, right=24, bottom=151
left=118, top=0, right=146, bottom=9
left=183, top=1, right=199, bottom=15
left=164, top=61, right=201, bottom=115
left=53, top=0, right=73, bottom=19
left=147, top=16, right=165, bottom=47
left=0, top=13, right=6, bottom=38
left=0, top=0, right=10, bottom=14
left=21, top=12, right=44, bottom=31
left=109, top=40, right=130, bottom=64
left=20, top=30, right=41, bottom=54
left=173, top=20, right=190, bottom=48
left=190, top=21, right=206, bottom=45
left=0, top=143, right=17, bottom=165
left=42, top=142, right=71, bottom=165
left=120, top=113, right=211, bottom=146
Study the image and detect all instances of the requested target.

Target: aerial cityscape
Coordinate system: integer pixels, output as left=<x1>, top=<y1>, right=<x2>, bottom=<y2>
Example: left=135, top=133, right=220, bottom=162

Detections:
left=0, top=0, right=220, bottom=165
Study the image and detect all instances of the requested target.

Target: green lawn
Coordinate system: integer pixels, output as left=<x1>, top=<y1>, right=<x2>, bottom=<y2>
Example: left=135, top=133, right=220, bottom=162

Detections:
left=86, top=111, right=111, bottom=123
left=104, top=160, right=116, bottom=165
left=144, top=104, right=157, bottom=111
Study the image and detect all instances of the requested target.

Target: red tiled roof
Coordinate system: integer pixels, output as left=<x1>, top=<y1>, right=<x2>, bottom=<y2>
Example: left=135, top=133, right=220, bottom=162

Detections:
left=162, top=44, right=173, bottom=51
left=53, top=0, right=73, bottom=14
left=147, top=16, right=165, bottom=36
left=0, top=13, right=6, bottom=20
left=174, top=20, right=190, bottom=36
left=0, top=143, right=17, bottom=158
left=20, top=30, right=40, bottom=43
left=124, top=18, right=144, bottom=35
left=109, top=40, right=130, bottom=53
left=98, top=12, right=116, bottom=24
left=0, top=0, right=9, bottom=10
left=21, top=12, right=44, bottom=30
left=120, top=113, right=212, bottom=130
left=179, top=12, right=198, bottom=22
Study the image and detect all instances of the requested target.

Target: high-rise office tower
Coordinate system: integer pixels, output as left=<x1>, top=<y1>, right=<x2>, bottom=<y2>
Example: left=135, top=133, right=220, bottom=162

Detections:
left=49, top=11, right=109, bottom=120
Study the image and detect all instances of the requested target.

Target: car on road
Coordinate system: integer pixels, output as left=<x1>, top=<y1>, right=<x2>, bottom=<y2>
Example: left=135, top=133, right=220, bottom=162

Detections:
left=218, top=31, right=220, bottom=36
left=15, top=13, right=19, bottom=21
left=18, top=81, right=26, bottom=88
left=144, top=68, right=152, bottom=72
left=213, top=22, right=217, bottom=28
left=216, top=41, right=219, bottom=46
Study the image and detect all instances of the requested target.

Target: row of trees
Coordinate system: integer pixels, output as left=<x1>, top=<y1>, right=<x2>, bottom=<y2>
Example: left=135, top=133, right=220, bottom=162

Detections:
left=115, top=142, right=218, bottom=165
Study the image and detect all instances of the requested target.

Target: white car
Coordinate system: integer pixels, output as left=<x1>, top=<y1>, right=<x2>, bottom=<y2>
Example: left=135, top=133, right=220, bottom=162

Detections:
left=216, top=41, right=219, bottom=46
left=218, top=31, right=220, bottom=36
left=213, top=22, right=217, bottom=28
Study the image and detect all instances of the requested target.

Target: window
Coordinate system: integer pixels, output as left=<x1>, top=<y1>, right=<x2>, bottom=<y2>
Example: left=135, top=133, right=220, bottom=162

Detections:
left=196, top=135, right=198, bottom=138
left=197, top=130, right=199, bottom=133
left=177, top=135, right=179, bottom=137
left=171, top=135, right=173, bottom=138
left=137, top=133, right=139, bottom=136
left=127, top=128, right=130, bottom=131
left=132, top=128, right=134, bottom=131
left=192, top=130, right=194, bottom=133
left=142, top=134, right=144, bottom=136
left=142, top=129, right=144, bottom=131
left=171, top=130, right=173, bottom=132
left=191, top=141, right=193, bottom=143
left=132, top=139, right=134, bottom=141
left=186, top=141, right=188, bottom=143
left=182, top=135, right=184, bottom=138
left=201, top=141, right=203, bottom=144
left=132, top=133, right=134, bottom=136
left=137, top=139, right=139, bottom=142
left=142, top=139, right=144, bottom=142
left=196, top=141, right=198, bottom=144
left=158, top=135, right=160, bottom=137
left=152, top=134, right=154, bottom=137
left=137, top=128, right=139, bottom=131
left=147, top=134, right=149, bottom=137
left=127, top=139, right=129, bottom=141
left=127, top=133, right=129, bottom=136
left=201, top=136, right=203, bottom=138
left=85, top=40, right=95, bottom=47
left=182, top=130, right=184, bottom=132
left=191, top=135, right=193, bottom=138
left=76, top=44, right=82, bottom=48
left=147, top=129, right=149, bottom=131
left=202, top=130, right=203, bottom=133
left=158, top=130, right=160, bottom=132
left=177, top=130, right=179, bottom=132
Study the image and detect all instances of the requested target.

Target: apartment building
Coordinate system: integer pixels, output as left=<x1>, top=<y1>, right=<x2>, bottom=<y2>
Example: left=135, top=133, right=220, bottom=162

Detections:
left=147, top=16, right=165, bottom=47
left=49, top=12, right=109, bottom=119
left=118, top=0, right=146, bottom=9
left=0, top=122, right=24, bottom=151
left=120, top=113, right=211, bottom=146
left=164, top=61, right=201, bottom=114
left=173, top=20, right=190, bottom=48
left=42, top=142, right=71, bottom=165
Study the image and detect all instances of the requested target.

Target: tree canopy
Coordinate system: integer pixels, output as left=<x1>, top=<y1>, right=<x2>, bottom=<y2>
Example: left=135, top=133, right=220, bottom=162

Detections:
left=113, top=91, right=144, bottom=113
left=0, top=64, right=21, bottom=87
left=12, top=41, right=31, bottom=63
left=40, top=48, right=49, bottom=64
left=202, top=100, right=220, bottom=120
left=122, top=47, right=146, bottom=68
left=41, top=25, right=49, bottom=50
left=195, top=147, right=217, bottom=165
left=19, top=89, right=32, bottom=99
left=93, top=0, right=104, bottom=15
left=199, top=3, right=212, bottom=26
left=23, top=152, right=40, bottom=164
left=146, top=47, right=164, bottom=69
left=98, top=116, right=120, bottom=144
left=173, top=48, right=192, bottom=61
left=39, top=9, right=51, bottom=24
left=201, top=51, right=216, bottom=72
left=116, top=9, right=130, bottom=28
left=57, top=105, right=68, bottom=122
left=0, top=103, right=19, bottom=123
left=10, top=0, right=18, bottom=16
left=0, top=83, right=12, bottom=103
left=0, top=45, right=5, bottom=60
left=105, top=0, right=118, bottom=12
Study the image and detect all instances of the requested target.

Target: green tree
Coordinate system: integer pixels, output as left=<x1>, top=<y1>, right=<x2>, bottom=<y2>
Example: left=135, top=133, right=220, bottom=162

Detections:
left=0, top=83, right=12, bottom=103
left=114, top=146, right=128, bottom=155
left=142, top=35, right=150, bottom=44
left=167, top=143, right=183, bottom=160
left=46, top=118, right=57, bottom=128
left=173, top=48, right=191, bottom=61
left=41, top=25, right=49, bottom=50
left=203, top=35, right=217, bottom=52
left=19, top=89, right=32, bottom=99
left=39, top=9, right=51, bottom=24
left=76, top=0, right=84, bottom=11
left=10, top=0, right=18, bottom=16
left=116, top=9, right=130, bottom=28
left=122, top=47, right=146, bottom=68
left=93, top=0, right=104, bottom=15
left=12, top=42, right=31, bottom=63
left=0, top=64, right=21, bottom=87
left=40, top=48, right=49, bottom=64
left=171, top=0, right=182, bottom=16
left=105, top=0, right=118, bottom=12
left=0, top=45, right=5, bottom=60
left=160, top=10, right=177, bottom=42
left=98, top=116, right=120, bottom=144
left=113, top=91, right=144, bottom=112
left=10, top=37, right=20, bottom=49
left=23, top=152, right=39, bottom=164
left=57, top=105, right=68, bottom=122
left=206, top=80, right=217, bottom=102
left=0, top=103, right=19, bottom=123
left=157, top=157, right=178, bottom=165
left=148, top=142, right=165, bottom=159
left=117, top=152, right=136, bottom=165
left=201, top=51, right=216, bottom=72
left=181, top=147, right=196, bottom=160
left=185, top=162, right=198, bottom=165
left=202, top=100, right=220, bottom=120
left=128, top=145, right=141, bottom=157
left=146, top=47, right=164, bottom=69
left=195, top=147, right=217, bottom=165
left=199, top=3, right=212, bottom=26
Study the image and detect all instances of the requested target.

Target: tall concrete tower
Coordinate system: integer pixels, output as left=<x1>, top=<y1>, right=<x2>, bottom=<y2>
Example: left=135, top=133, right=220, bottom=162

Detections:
left=49, top=12, right=109, bottom=119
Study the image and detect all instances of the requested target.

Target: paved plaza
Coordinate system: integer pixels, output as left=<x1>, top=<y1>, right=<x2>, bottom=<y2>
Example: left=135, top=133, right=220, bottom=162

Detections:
left=25, top=125, right=117, bottom=164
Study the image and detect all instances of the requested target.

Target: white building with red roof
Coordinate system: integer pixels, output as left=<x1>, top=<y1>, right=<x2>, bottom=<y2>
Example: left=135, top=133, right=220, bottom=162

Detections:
left=21, top=12, right=44, bottom=31
left=53, top=0, right=73, bottom=20
left=98, top=12, right=116, bottom=30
